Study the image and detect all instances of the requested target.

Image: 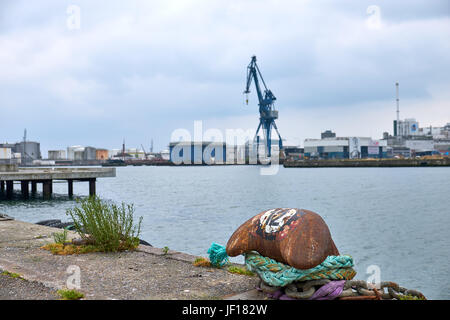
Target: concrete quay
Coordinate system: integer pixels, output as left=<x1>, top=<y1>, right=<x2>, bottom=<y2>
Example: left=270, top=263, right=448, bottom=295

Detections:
left=0, top=166, right=116, bottom=199
left=0, top=219, right=261, bottom=300
left=284, top=157, right=450, bottom=168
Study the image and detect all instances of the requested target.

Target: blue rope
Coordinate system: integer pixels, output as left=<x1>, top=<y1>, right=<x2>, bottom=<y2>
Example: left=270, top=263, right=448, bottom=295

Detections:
left=207, top=243, right=230, bottom=267
left=244, top=251, right=356, bottom=287
left=206, top=243, right=356, bottom=287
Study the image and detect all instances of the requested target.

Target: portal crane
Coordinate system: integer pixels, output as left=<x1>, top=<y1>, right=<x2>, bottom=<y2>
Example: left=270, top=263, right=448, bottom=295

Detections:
left=244, top=56, right=282, bottom=157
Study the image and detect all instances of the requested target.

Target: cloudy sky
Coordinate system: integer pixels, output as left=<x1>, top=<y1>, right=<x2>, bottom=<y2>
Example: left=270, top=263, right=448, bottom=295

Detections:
left=1, top=0, right=449, bottom=154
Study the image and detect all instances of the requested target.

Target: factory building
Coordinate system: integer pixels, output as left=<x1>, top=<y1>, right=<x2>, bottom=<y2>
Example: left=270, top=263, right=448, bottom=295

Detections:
left=349, top=137, right=387, bottom=159
left=0, top=147, right=12, bottom=164
left=84, top=146, right=97, bottom=160
left=169, top=141, right=227, bottom=164
left=394, top=118, right=450, bottom=140
left=67, top=146, right=83, bottom=160
left=96, top=149, right=109, bottom=160
left=304, top=138, right=349, bottom=159
left=48, top=150, right=66, bottom=160
left=321, top=130, right=336, bottom=139
left=0, top=141, right=41, bottom=164
left=304, top=137, right=387, bottom=159
left=405, top=139, right=434, bottom=156
left=66, top=146, right=98, bottom=161
left=283, top=146, right=304, bottom=160
left=394, top=118, right=420, bottom=137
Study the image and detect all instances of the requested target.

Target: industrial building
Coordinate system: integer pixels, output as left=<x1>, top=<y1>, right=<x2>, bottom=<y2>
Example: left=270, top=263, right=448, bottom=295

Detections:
left=84, top=147, right=97, bottom=160
left=283, top=146, right=304, bottom=160
left=67, top=146, right=84, bottom=160
left=304, top=138, right=349, bottom=159
left=388, top=119, right=450, bottom=157
left=48, top=150, right=66, bottom=160
left=169, top=141, right=227, bottom=164
left=0, top=141, right=41, bottom=164
left=66, top=146, right=97, bottom=161
left=304, top=136, right=387, bottom=159
left=321, top=130, right=336, bottom=139
left=96, top=149, right=109, bottom=160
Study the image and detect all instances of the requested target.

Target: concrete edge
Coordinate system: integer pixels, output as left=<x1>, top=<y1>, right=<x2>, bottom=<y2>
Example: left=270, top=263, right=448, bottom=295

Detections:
left=0, top=258, right=64, bottom=292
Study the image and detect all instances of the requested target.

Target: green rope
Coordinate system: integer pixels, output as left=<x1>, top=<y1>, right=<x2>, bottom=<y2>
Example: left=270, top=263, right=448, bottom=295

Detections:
left=206, top=243, right=356, bottom=287
left=207, top=243, right=230, bottom=267
left=245, top=251, right=356, bottom=287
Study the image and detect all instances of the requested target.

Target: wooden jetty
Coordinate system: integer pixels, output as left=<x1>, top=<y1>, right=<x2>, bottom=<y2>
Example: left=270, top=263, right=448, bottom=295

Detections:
left=0, top=165, right=115, bottom=199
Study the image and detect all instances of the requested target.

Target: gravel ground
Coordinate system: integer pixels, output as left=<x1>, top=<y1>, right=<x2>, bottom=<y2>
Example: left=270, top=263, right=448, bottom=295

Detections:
left=0, top=270, right=57, bottom=300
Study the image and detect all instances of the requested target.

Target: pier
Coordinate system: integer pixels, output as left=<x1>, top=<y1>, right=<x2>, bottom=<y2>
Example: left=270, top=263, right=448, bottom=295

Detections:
left=0, top=165, right=115, bottom=199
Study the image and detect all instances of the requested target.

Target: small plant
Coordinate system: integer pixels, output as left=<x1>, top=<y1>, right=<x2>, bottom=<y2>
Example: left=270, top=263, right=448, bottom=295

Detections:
left=57, top=289, right=84, bottom=300
left=193, top=257, right=212, bottom=267
left=162, top=246, right=169, bottom=255
left=1, top=271, right=23, bottom=279
left=227, top=266, right=255, bottom=276
left=66, top=196, right=143, bottom=252
left=41, top=243, right=100, bottom=255
left=398, top=294, right=426, bottom=300
left=52, top=229, right=68, bottom=245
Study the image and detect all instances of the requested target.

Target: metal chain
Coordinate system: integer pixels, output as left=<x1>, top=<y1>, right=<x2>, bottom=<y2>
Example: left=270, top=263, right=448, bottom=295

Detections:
left=258, top=278, right=426, bottom=300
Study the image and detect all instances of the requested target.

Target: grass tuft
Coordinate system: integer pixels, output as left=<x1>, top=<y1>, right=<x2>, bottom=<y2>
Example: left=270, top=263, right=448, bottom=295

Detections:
left=1, top=271, right=23, bottom=279
left=41, top=243, right=100, bottom=255
left=398, top=294, right=426, bottom=300
left=193, top=257, right=212, bottom=267
left=52, top=229, right=68, bottom=245
left=57, top=289, right=84, bottom=300
left=227, top=266, right=255, bottom=276
left=66, top=196, right=143, bottom=252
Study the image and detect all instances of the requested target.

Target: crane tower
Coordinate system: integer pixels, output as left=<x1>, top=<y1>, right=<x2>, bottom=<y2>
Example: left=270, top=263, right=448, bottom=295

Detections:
left=244, top=56, right=282, bottom=158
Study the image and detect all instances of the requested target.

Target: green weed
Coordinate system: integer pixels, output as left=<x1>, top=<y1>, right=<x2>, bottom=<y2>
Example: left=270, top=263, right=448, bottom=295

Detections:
left=66, top=196, right=143, bottom=252
left=52, top=229, right=68, bottom=245
left=57, top=289, right=84, bottom=300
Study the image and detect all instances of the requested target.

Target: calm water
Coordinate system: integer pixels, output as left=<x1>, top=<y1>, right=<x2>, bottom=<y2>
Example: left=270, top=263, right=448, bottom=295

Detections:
left=1, top=166, right=449, bottom=299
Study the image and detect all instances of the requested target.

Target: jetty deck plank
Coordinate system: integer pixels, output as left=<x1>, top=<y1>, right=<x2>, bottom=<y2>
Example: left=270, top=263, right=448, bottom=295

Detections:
left=0, top=167, right=116, bottom=181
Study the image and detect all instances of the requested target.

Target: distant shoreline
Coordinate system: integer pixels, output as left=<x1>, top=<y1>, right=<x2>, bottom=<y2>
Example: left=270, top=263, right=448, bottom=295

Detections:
left=284, top=158, right=450, bottom=168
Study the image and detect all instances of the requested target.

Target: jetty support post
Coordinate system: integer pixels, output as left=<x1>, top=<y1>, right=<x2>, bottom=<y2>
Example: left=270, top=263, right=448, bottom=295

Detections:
left=68, top=179, right=73, bottom=197
left=0, top=181, right=4, bottom=193
left=42, top=180, right=52, bottom=199
left=21, top=180, right=29, bottom=199
left=6, top=181, right=13, bottom=199
left=31, top=181, right=37, bottom=194
left=89, top=178, right=96, bottom=197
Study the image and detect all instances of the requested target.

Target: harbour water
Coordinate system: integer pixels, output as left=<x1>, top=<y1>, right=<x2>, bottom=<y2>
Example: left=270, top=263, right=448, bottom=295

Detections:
left=1, top=166, right=449, bottom=299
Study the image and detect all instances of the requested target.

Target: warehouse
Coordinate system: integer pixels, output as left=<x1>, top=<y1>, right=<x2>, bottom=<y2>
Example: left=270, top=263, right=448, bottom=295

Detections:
left=169, top=141, right=227, bottom=164
left=304, top=137, right=387, bottom=159
left=48, top=150, right=66, bottom=160
left=304, top=138, right=349, bottom=159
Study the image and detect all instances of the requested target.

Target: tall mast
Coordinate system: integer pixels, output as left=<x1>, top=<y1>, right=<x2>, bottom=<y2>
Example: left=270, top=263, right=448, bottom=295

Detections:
left=396, top=82, right=400, bottom=136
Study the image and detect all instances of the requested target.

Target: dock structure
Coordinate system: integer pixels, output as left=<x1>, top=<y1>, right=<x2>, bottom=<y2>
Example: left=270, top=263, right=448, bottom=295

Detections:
left=0, top=166, right=115, bottom=199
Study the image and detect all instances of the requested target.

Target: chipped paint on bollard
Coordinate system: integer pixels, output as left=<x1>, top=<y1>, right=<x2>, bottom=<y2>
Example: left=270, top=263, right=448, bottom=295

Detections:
left=226, top=208, right=339, bottom=270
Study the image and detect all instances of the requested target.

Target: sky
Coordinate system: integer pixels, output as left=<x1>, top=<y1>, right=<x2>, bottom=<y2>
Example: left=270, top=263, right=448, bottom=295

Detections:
left=0, top=0, right=449, bottom=155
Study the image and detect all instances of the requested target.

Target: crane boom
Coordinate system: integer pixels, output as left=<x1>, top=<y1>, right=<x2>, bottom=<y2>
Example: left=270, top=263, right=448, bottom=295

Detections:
left=244, top=56, right=282, bottom=158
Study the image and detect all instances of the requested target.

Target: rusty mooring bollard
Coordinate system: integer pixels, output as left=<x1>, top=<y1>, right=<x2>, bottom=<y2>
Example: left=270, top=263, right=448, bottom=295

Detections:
left=226, top=208, right=339, bottom=270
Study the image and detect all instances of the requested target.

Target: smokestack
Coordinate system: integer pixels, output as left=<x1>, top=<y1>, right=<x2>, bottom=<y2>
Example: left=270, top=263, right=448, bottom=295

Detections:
left=396, top=82, right=400, bottom=136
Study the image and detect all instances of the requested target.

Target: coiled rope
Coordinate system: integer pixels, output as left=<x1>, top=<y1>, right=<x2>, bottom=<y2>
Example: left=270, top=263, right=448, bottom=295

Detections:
left=207, top=243, right=356, bottom=287
left=244, top=251, right=356, bottom=287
